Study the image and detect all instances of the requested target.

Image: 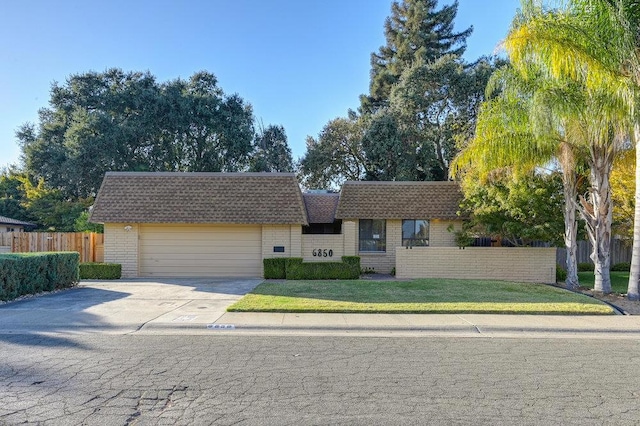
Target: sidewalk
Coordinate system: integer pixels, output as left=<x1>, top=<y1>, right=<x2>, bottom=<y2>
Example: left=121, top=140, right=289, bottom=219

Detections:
left=138, top=311, right=640, bottom=339
left=3, top=280, right=640, bottom=339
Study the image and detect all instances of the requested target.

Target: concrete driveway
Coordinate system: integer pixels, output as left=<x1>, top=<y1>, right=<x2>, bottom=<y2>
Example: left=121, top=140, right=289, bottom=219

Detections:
left=0, top=278, right=262, bottom=334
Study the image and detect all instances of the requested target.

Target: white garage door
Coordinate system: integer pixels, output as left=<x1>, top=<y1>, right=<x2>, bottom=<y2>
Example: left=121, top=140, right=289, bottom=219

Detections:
left=139, top=224, right=262, bottom=277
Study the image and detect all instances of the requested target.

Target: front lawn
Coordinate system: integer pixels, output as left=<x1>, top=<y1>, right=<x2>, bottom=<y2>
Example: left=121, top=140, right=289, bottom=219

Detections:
left=227, top=279, right=613, bottom=315
left=578, top=271, right=629, bottom=294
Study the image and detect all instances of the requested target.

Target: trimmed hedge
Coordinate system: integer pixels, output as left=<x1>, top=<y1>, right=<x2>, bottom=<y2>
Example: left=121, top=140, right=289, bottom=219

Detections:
left=263, top=258, right=287, bottom=279
left=79, top=262, right=122, bottom=280
left=0, top=252, right=79, bottom=301
left=577, top=262, right=594, bottom=272
left=263, top=256, right=361, bottom=280
left=285, top=257, right=360, bottom=280
left=611, top=262, right=631, bottom=272
left=576, top=262, right=630, bottom=272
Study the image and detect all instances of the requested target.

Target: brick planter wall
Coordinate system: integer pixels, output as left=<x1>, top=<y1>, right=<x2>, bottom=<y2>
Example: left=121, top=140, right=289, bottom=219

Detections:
left=396, top=247, right=556, bottom=284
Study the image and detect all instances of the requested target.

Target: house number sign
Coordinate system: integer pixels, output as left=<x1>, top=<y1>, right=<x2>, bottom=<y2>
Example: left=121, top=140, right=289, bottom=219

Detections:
left=312, top=249, right=333, bottom=258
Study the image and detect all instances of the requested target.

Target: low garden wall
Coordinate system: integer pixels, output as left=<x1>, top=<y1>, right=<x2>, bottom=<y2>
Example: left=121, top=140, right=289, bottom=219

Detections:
left=396, top=247, right=556, bottom=284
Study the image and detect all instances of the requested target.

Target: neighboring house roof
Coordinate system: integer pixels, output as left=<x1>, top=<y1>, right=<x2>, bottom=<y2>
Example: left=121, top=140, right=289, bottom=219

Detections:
left=0, top=215, right=36, bottom=227
left=335, top=181, right=462, bottom=220
left=90, top=172, right=308, bottom=225
left=303, top=193, right=340, bottom=224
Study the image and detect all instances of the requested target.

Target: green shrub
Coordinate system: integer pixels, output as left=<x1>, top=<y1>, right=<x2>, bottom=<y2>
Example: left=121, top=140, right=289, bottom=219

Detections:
left=611, top=262, right=631, bottom=272
left=285, top=257, right=360, bottom=280
left=342, top=256, right=361, bottom=270
left=556, top=264, right=567, bottom=282
left=0, top=252, right=79, bottom=301
left=263, top=258, right=287, bottom=279
left=577, top=262, right=594, bottom=272
left=79, top=263, right=121, bottom=280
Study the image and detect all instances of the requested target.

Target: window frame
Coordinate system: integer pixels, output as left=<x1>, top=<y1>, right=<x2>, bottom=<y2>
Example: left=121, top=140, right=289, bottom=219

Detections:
left=402, top=219, right=430, bottom=247
left=358, top=219, right=386, bottom=252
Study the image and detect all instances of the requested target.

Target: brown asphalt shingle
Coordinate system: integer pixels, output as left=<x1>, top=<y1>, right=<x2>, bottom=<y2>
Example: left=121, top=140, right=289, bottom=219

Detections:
left=335, top=181, right=462, bottom=220
left=89, top=172, right=308, bottom=225
left=0, top=215, right=36, bottom=227
left=302, top=193, right=340, bottom=224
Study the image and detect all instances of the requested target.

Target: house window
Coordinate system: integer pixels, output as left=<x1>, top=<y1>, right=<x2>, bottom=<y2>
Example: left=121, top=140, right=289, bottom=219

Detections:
left=402, top=220, right=429, bottom=247
left=302, top=220, right=342, bottom=234
left=359, top=219, right=386, bottom=252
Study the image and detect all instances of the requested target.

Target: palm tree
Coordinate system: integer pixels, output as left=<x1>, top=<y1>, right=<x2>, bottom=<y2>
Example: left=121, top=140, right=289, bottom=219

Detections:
left=504, top=0, right=634, bottom=294
left=453, top=65, right=595, bottom=289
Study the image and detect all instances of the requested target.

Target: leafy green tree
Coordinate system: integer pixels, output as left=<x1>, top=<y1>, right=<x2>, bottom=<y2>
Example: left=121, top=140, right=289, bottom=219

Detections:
left=460, top=171, right=566, bottom=247
left=300, top=0, right=492, bottom=185
left=19, top=69, right=255, bottom=199
left=299, top=115, right=367, bottom=189
left=74, top=210, right=104, bottom=233
left=390, top=55, right=501, bottom=179
left=0, top=168, right=35, bottom=222
left=611, top=148, right=635, bottom=241
left=20, top=69, right=162, bottom=198
left=353, top=0, right=498, bottom=181
left=249, top=125, right=294, bottom=173
left=361, top=111, right=423, bottom=181
left=18, top=176, right=89, bottom=231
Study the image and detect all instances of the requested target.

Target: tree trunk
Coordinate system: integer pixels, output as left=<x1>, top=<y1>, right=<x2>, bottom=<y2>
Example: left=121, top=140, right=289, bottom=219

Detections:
left=563, top=180, right=580, bottom=289
left=627, top=125, right=640, bottom=300
left=580, top=146, right=613, bottom=294
left=561, top=143, right=579, bottom=289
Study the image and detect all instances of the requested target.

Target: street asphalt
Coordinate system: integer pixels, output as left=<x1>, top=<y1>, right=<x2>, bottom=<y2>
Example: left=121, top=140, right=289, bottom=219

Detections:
left=1, top=278, right=640, bottom=339
left=3, top=279, right=640, bottom=424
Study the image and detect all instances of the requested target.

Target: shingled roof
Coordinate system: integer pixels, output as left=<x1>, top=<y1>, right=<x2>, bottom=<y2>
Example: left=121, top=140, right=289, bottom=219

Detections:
left=335, top=181, right=462, bottom=220
left=90, top=172, right=308, bottom=225
left=303, top=193, right=340, bottom=224
left=0, top=215, right=36, bottom=227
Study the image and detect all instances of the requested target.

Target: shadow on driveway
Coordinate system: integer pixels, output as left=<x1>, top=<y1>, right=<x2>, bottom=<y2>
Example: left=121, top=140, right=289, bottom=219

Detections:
left=92, top=277, right=263, bottom=296
left=3, top=286, right=131, bottom=311
left=0, top=278, right=263, bottom=343
left=0, top=286, right=131, bottom=348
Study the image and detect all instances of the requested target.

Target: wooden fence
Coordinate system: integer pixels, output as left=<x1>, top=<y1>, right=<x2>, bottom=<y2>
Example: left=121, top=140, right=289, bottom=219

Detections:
left=556, top=239, right=632, bottom=267
left=0, top=232, right=104, bottom=263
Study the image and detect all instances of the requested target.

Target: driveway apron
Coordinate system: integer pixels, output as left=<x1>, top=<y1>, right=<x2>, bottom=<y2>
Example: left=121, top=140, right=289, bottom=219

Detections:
left=0, top=278, right=262, bottom=334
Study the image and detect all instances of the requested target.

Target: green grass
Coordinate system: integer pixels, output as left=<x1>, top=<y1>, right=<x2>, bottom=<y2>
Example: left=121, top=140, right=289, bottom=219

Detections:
left=578, top=271, right=629, bottom=294
left=227, top=279, right=613, bottom=315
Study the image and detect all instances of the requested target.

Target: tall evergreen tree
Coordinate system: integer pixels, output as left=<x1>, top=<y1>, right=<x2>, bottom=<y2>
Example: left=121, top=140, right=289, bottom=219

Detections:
left=361, top=0, right=472, bottom=113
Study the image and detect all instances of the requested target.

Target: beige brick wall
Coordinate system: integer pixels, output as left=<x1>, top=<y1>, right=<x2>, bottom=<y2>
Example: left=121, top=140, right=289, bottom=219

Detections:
left=353, top=219, right=462, bottom=274
left=343, top=221, right=356, bottom=256
left=262, top=225, right=293, bottom=259
left=430, top=220, right=461, bottom=247
left=289, top=225, right=302, bottom=257
left=104, top=223, right=139, bottom=278
left=396, top=247, right=556, bottom=283
left=302, top=234, right=344, bottom=262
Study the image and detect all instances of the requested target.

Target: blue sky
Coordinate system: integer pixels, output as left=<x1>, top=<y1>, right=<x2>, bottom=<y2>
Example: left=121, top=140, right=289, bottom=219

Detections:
left=0, top=0, right=519, bottom=170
